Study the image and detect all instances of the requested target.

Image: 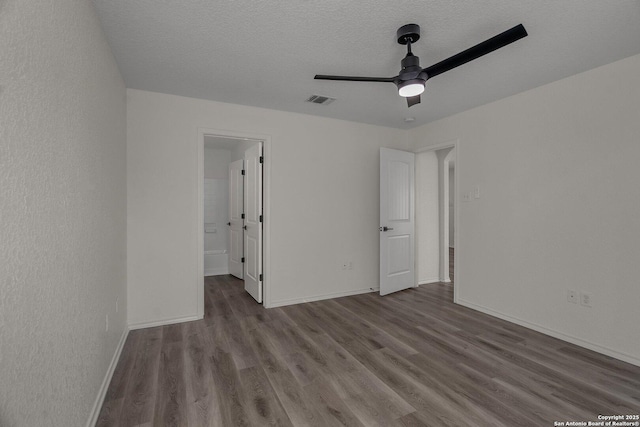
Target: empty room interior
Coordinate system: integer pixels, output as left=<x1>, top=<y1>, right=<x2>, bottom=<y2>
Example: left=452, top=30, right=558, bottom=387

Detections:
left=2, top=1, right=640, bottom=426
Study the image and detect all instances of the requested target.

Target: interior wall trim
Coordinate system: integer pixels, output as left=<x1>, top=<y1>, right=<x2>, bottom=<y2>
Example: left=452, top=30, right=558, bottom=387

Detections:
left=417, top=278, right=441, bottom=285
left=457, top=298, right=640, bottom=367
left=267, top=287, right=378, bottom=309
left=128, top=314, right=202, bottom=331
left=85, top=328, right=129, bottom=427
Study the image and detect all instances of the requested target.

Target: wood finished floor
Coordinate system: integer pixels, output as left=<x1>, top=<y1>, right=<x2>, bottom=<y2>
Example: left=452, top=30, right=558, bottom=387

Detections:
left=98, top=274, right=640, bottom=426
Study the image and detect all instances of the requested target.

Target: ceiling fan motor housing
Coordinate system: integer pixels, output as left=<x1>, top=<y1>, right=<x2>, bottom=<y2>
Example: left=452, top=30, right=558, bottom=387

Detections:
left=396, top=54, right=428, bottom=86
left=396, top=24, right=428, bottom=84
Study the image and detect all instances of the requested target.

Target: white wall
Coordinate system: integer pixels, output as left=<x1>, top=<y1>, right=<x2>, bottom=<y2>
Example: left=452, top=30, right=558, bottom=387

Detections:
left=409, top=53, right=640, bottom=365
left=204, top=147, right=231, bottom=179
left=127, top=89, right=408, bottom=325
left=415, top=151, right=440, bottom=284
left=204, top=148, right=231, bottom=252
left=231, top=139, right=259, bottom=162
left=0, top=0, right=127, bottom=425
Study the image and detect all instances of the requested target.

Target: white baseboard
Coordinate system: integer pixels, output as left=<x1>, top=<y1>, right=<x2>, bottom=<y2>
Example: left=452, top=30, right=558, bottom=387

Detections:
left=86, top=327, right=129, bottom=427
left=267, top=287, right=378, bottom=309
left=418, top=277, right=441, bottom=285
left=128, top=314, right=202, bottom=330
left=457, top=299, right=640, bottom=367
left=204, top=267, right=228, bottom=276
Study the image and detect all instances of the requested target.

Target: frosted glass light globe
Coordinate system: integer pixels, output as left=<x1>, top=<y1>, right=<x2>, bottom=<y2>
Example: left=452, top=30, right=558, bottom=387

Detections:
left=398, top=81, right=425, bottom=97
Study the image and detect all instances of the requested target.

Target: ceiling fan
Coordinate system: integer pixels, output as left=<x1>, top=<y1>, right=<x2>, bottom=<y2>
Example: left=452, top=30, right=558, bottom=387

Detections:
left=315, top=23, right=528, bottom=107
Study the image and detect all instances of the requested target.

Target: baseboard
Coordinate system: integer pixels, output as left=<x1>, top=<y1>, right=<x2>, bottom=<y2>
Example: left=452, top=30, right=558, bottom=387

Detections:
left=128, top=314, right=202, bottom=330
left=268, top=287, right=378, bottom=309
left=457, top=299, right=640, bottom=367
left=418, top=277, right=441, bottom=285
left=86, top=327, right=129, bottom=427
left=204, top=267, right=228, bottom=276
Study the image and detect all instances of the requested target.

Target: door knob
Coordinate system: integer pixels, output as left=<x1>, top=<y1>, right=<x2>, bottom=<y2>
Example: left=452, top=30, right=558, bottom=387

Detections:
left=380, top=226, right=394, bottom=232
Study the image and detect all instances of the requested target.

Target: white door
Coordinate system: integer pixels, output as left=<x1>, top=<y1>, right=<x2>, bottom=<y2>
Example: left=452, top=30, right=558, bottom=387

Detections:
left=380, top=148, right=415, bottom=296
left=228, top=159, right=244, bottom=279
left=244, top=142, right=263, bottom=303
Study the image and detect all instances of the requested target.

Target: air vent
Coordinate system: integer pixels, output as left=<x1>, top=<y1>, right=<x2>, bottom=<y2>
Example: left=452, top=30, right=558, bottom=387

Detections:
left=306, top=95, right=336, bottom=105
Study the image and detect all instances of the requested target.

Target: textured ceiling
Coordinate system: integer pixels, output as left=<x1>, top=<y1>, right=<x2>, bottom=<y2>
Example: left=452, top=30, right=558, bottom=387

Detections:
left=92, top=0, right=640, bottom=129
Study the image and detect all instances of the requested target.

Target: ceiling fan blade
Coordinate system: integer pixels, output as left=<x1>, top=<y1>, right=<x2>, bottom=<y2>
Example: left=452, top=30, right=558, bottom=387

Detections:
left=407, top=95, right=421, bottom=107
left=423, top=24, right=527, bottom=79
left=314, top=75, right=395, bottom=83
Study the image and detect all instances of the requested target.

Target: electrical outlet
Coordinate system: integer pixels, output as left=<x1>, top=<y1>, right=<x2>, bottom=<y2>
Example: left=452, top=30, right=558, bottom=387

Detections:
left=567, top=290, right=577, bottom=304
left=342, top=261, right=353, bottom=270
left=580, top=292, right=592, bottom=307
left=462, top=192, right=471, bottom=202
left=116, top=297, right=119, bottom=313
left=105, top=314, right=109, bottom=332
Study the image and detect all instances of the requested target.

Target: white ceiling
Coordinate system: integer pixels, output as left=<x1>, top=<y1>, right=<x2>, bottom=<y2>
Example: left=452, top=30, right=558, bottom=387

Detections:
left=92, top=0, right=640, bottom=129
left=204, top=136, right=243, bottom=151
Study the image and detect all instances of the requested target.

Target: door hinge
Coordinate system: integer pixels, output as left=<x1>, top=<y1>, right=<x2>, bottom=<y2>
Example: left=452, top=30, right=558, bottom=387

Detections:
left=241, top=257, right=245, bottom=263
left=241, top=169, right=245, bottom=175
left=241, top=213, right=245, bottom=219
left=259, top=215, right=263, bottom=223
left=259, top=156, right=264, bottom=164
left=259, top=273, right=263, bottom=281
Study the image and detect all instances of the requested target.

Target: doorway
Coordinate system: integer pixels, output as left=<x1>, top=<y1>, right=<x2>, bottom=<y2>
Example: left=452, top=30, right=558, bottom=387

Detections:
left=197, top=129, right=270, bottom=315
left=415, top=141, right=458, bottom=302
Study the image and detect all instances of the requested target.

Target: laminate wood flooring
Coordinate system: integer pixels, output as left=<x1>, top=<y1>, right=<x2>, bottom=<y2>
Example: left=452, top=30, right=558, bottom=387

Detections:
left=97, top=275, right=640, bottom=426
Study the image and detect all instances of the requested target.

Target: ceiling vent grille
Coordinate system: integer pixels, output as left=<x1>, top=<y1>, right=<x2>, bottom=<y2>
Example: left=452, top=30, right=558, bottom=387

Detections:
left=306, top=95, right=336, bottom=105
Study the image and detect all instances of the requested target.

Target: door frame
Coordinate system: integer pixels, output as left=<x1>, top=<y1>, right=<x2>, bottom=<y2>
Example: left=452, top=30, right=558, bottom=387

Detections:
left=197, top=128, right=272, bottom=313
left=414, top=139, right=460, bottom=303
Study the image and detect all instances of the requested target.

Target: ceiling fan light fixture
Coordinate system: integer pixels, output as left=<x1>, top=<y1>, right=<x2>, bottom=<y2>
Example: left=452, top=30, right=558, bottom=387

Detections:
left=314, top=23, right=527, bottom=107
left=398, top=79, right=425, bottom=97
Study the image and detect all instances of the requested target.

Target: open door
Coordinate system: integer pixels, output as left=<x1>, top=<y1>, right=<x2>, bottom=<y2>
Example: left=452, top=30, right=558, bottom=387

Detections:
left=228, top=159, right=244, bottom=279
left=380, top=147, right=415, bottom=296
left=244, top=142, right=263, bottom=303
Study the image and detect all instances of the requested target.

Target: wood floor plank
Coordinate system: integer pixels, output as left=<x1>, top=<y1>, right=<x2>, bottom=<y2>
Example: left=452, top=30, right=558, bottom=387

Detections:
left=183, top=331, right=222, bottom=427
left=119, top=327, right=163, bottom=426
left=245, top=325, right=327, bottom=426
left=238, top=365, right=294, bottom=426
left=302, top=378, right=367, bottom=427
left=153, top=339, right=187, bottom=426
left=208, top=347, right=251, bottom=426
left=222, top=317, right=259, bottom=370
left=99, top=275, right=640, bottom=426
left=96, top=398, right=124, bottom=427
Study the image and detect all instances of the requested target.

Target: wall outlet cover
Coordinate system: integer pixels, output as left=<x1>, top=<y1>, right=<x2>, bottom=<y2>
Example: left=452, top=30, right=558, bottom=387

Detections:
left=567, top=290, right=577, bottom=303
